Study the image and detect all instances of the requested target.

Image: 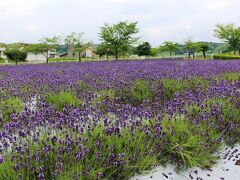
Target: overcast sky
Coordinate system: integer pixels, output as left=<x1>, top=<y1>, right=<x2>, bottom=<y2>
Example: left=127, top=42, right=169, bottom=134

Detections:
left=1, top=0, right=240, bottom=46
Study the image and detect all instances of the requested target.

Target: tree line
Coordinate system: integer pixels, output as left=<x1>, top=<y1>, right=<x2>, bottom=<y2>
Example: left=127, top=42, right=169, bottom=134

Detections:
left=1, top=21, right=240, bottom=64
left=97, top=21, right=239, bottom=60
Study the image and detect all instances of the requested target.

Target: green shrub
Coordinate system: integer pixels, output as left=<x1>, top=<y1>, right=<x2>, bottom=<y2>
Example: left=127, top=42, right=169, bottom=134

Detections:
left=161, top=77, right=209, bottom=102
left=4, top=49, right=27, bottom=62
left=162, top=79, right=185, bottom=100
left=207, top=98, right=240, bottom=124
left=215, top=72, right=240, bottom=81
left=76, top=80, right=93, bottom=94
left=187, top=97, right=239, bottom=124
left=186, top=97, right=240, bottom=144
left=0, top=96, right=24, bottom=122
left=46, top=91, right=80, bottom=111
left=91, top=89, right=116, bottom=105
left=186, top=77, right=210, bottom=92
left=213, top=54, right=240, bottom=60
left=130, top=80, right=154, bottom=104
left=160, top=115, right=221, bottom=168
left=0, top=114, right=223, bottom=179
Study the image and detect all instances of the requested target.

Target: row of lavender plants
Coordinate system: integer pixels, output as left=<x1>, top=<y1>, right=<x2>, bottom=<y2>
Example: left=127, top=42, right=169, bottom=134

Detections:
left=0, top=59, right=239, bottom=179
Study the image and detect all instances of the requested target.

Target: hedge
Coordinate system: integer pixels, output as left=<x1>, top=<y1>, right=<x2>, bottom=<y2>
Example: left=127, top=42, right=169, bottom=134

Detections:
left=213, top=54, right=240, bottom=60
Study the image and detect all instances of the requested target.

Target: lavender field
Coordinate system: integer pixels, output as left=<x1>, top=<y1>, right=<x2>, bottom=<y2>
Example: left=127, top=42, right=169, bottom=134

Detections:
left=0, top=59, right=239, bottom=179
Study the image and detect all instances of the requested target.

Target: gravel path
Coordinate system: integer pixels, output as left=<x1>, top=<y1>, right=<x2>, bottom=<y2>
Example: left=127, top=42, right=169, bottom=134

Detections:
left=133, top=145, right=240, bottom=180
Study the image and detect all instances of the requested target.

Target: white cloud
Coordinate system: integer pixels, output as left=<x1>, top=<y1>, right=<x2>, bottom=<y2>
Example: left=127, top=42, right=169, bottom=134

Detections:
left=185, top=24, right=192, bottom=31
left=206, top=0, right=231, bottom=10
left=26, top=24, right=41, bottom=34
left=110, top=0, right=128, bottom=3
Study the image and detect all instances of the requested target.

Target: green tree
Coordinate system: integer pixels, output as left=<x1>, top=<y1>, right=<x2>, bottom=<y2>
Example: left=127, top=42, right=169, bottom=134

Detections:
left=25, top=36, right=59, bottom=64
left=99, top=21, right=139, bottom=60
left=150, top=48, right=159, bottom=57
left=135, top=42, right=151, bottom=56
left=96, top=43, right=113, bottom=60
left=64, top=32, right=90, bottom=60
left=159, top=41, right=178, bottom=56
left=197, top=42, right=209, bottom=58
left=119, top=44, right=133, bottom=58
left=184, top=39, right=197, bottom=59
left=238, top=37, right=240, bottom=54
left=74, top=42, right=90, bottom=62
left=214, top=44, right=230, bottom=54
left=4, top=43, right=27, bottom=65
left=214, top=24, right=240, bottom=55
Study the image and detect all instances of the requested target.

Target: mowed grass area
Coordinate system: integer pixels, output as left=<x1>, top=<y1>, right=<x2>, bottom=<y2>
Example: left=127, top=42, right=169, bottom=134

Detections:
left=0, top=58, right=16, bottom=64
left=0, top=60, right=239, bottom=179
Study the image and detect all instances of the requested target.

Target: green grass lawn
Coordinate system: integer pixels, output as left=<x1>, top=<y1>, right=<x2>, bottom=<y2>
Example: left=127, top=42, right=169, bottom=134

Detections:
left=0, top=59, right=16, bottom=65
left=49, top=57, right=94, bottom=63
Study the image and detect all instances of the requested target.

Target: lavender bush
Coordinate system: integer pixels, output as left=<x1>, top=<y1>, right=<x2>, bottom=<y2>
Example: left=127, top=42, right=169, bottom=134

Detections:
left=0, top=59, right=239, bottom=179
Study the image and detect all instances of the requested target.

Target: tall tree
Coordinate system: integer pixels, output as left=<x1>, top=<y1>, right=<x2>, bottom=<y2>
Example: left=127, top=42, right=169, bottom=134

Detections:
left=184, top=39, right=197, bottom=59
left=25, top=36, right=59, bottom=64
left=99, top=21, right=139, bottom=60
left=135, top=42, right=151, bottom=56
left=159, top=41, right=178, bottom=56
left=197, top=42, right=209, bottom=58
left=214, top=24, right=240, bottom=55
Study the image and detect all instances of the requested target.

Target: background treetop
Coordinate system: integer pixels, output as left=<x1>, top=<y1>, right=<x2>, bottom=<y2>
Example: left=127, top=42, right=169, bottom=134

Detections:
left=99, top=21, right=139, bottom=60
left=214, top=23, right=240, bottom=54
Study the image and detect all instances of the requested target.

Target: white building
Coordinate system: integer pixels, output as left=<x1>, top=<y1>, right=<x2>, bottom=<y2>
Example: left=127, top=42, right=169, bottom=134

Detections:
left=26, top=50, right=57, bottom=62
left=0, top=45, right=57, bottom=62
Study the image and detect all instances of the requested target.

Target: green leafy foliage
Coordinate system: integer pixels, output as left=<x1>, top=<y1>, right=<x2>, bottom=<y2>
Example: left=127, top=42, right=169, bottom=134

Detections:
left=221, top=72, right=240, bottom=81
left=159, top=41, right=178, bottom=56
left=184, top=39, right=198, bottom=59
left=161, top=115, right=221, bottom=168
left=162, top=79, right=185, bottom=100
left=46, top=91, right=81, bottom=111
left=197, top=42, right=209, bottom=58
left=161, top=77, right=210, bottom=102
left=135, top=42, right=152, bottom=56
left=4, top=49, right=27, bottom=62
left=131, top=80, right=154, bottom=104
left=0, top=96, right=24, bottom=123
left=1, top=114, right=222, bottom=179
left=96, top=43, right=114, bottom=59
left=4, top=43, right=27, bottom=64
left=91, top=89, right=116, bottom=105
left=214, top=24, right=240, bottom=55
left=99, top=21, right=139, bottom=60
left=214, top=72, right=240, bottom=81
left=207, top=98, right=240, bottom=124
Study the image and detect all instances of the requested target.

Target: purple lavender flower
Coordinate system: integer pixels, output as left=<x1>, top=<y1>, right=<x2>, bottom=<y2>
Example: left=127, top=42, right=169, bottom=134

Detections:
left=0, top=155, right=3, bottom=164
